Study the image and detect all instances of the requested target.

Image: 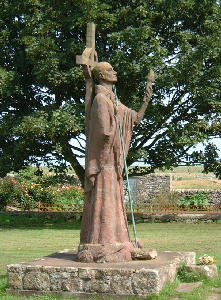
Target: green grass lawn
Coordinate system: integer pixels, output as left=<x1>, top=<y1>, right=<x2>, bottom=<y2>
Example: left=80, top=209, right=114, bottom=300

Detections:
left=0, top=214, right=221, bottom=299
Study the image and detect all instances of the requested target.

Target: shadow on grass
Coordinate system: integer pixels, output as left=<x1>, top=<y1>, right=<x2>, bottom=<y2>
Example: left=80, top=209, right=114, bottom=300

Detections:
left=0, top=214, right=82, bottom=230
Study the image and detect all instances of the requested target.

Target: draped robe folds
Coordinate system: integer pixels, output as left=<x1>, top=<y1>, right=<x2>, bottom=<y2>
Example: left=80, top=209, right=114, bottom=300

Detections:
left=79, top=85, right=138, bottom=262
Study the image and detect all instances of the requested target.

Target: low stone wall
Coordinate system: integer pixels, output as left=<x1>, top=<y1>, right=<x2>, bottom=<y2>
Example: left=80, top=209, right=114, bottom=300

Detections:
left=2, top=211, right=221, bottom=223
left=172, top=189, right=221, bottom=207
left=128, top=213, right=221, bottom=223
left=124, top=174, right=221, bottom=208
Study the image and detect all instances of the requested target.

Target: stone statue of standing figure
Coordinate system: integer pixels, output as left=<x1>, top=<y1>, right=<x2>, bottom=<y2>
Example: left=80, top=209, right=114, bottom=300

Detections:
left=76, top=24, right=155, bottom=263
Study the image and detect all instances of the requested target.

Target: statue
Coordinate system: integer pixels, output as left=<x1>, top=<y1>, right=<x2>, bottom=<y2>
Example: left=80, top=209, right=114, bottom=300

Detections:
left=76, top=24, right=154, bottom=262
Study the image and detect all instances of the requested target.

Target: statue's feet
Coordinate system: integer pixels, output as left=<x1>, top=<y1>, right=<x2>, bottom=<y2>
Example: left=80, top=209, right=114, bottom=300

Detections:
left=77, top=241, right=157, bottom=263
left=77, top=242, right=133, bottom=263
left=131, top=239, right=157, bottom=260
left=131, top=248, right=157, bottom=260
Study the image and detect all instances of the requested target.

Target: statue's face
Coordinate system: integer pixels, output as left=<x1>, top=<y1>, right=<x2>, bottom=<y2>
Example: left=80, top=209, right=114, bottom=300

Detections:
left=99, top=63, right=117, bottom=83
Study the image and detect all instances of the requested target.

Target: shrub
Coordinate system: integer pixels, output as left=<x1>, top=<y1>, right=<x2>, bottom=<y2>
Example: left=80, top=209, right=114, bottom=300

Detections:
left=16, top=166, right=80, bottom=187
left=0, top=177, right=36, bottom=210
left=0, top=166, right=84, bottom=211
left=0, top=174, right=84, bottom=211
left=177, top=193, right=210, bottom=210
left=53, top=185, right=84, bottom=211
left=0, top=177, right=15, bottom=210
left=26, top=182, right=54, bottom=206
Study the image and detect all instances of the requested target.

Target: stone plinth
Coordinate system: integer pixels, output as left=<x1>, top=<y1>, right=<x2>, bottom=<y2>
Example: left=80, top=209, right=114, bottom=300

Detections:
left=7, top=250, right=195, bottom=298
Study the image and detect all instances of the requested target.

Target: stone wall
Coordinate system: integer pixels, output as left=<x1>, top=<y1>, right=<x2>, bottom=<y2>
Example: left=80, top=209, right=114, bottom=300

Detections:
left=2, top=211, right=221, bottom=223
left=172, top=189, right=221, bottom=208
left=124, top=174, right=221, bottom=208
left=124, top=174, right=171, bottom=203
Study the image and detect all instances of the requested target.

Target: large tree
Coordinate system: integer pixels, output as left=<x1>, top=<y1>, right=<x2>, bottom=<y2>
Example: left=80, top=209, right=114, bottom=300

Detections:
left=0, top=0, right=220, bottom=184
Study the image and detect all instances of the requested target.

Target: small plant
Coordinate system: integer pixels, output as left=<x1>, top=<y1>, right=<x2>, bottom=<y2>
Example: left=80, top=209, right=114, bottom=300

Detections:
left=199, top=254, right=215, bottom=265
left=177, top=192, right=210, bottom=210
left=177, top=263, right=206, bottom=282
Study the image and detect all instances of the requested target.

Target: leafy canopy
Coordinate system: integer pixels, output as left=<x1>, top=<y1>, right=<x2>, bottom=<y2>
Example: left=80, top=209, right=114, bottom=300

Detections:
left=0, top=0, right=220, bottom=183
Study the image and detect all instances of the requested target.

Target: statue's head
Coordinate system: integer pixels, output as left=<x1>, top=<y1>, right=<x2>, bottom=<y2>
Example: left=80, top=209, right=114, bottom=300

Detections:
left=92, top=62, right=117, bottom=84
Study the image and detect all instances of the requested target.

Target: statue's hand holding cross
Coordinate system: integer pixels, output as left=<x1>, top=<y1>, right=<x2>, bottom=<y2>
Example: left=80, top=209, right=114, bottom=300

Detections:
left=76, top=23, right=98, bottom=79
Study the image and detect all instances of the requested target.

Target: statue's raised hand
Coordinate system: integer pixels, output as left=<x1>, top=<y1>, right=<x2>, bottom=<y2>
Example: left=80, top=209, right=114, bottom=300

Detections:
left=82, top=65, right=92, bottom=80
left=143, top=69, right=155, bottom=103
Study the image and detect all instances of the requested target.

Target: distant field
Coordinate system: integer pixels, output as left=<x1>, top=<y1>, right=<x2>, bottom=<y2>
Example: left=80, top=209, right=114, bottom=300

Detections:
left=156, top=165, right=213, bottom=174
left=41, top=165, right=211, bottom=175
left=155, top=166, right=221, bottom=190
left=11, top=165, right=221, bottom=190
left=172, top=178, right=221, bottom=190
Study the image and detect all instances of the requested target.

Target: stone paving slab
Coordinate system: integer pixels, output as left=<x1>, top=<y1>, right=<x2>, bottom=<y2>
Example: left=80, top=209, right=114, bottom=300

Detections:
left=207, top=294, right=221, bottom=300
left=212, top=288, right=221, bottom=293
left=7, top=250, right=195, bottom=298
left=175, top=282, right=202, bottom=293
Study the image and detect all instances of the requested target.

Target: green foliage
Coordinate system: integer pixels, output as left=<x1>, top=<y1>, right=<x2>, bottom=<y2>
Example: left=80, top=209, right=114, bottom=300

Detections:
left=178, top=192, right=210, bottom=210
left=0, top=177, right=15, bottom=210
left=52, top=185, right=84, bottom=211
left=177, top=263, right=208, bottom=283
left=0, top=177, right=40, bottom=210
left=0, top=0, right=220, bottom=183
left=16, top=166, right=79, bottom=187
left=203, top=143, right=221, bottom=179
left=0, top=166, right=84, bottom=211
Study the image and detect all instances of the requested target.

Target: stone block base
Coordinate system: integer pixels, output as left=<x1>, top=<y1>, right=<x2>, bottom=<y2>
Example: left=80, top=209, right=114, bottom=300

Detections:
left=185, top=264, right=218, bottom=278
left=7, top=250, right=195, bottom=298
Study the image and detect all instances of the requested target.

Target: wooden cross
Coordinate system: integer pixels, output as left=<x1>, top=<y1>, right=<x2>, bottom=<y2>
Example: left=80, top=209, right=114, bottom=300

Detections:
left=76, top=23, right=98, bottom=149
left=76, top=23, right=98, bottom=69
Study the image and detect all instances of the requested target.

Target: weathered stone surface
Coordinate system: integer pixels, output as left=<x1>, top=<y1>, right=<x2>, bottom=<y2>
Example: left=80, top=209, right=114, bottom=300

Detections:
left=23, top=272, right=50, bottom=291
left=7, top=250, right=196, bottom=297
left=185, top=264, right=218, bottom=278
left=175, top=282, right=202, bottom=293
left=7, top=271, right=22, bottom=290
left=131, top=249, right=157, bottom=260
left=62, top=277, right=82, bottom=292
left=109, top=273, right=133, bottom=295
left=50, top=272, right=71, bottom=291
left=132, top=270, right=160, bottom=295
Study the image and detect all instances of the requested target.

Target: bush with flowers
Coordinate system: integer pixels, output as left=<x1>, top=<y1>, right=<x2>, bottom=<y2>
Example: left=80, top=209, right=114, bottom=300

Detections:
left=52, top=185, right=84, bottom=211
left=0, top=167, right=84, bottom=211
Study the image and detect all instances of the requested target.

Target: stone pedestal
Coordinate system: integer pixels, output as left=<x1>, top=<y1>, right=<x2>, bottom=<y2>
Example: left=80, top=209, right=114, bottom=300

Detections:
left=7, top=250, right=195, bottom=298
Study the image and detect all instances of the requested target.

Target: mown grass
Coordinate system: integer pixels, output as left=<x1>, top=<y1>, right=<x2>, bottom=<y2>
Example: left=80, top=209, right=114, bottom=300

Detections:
left=0, top=215, right=221, bottom=299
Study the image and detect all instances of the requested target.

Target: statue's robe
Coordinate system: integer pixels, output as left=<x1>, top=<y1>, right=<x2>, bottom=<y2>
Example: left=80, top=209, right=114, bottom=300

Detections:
left=79, top=84, right=138, bottom=260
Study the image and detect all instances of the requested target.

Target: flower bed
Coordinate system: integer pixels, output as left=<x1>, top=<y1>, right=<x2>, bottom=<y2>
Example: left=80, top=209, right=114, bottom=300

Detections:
left=0, top=169, right=84, bottom=211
